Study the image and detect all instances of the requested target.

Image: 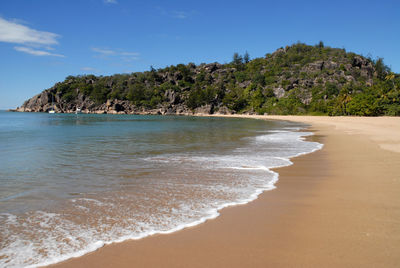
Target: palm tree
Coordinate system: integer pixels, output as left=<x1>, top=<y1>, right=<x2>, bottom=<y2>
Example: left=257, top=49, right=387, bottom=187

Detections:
left=338, top=91, right=352, bottom=115
left=385, top=73, right=396, bottom=91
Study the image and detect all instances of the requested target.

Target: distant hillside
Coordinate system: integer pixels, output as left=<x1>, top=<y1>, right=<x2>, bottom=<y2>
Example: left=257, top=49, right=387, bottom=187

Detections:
left=16, top=42, right=400, bottom=116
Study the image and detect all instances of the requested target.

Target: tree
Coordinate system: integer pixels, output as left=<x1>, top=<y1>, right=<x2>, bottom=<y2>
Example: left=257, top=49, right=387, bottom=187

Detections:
left=232, top=52, right=243, bottom=66
left=374, top=58, right=390, bottom=80
left=127, top=84, right=145, bottom=104
left=347, top=91, right=379, bottom=116
left=385, top=72, right=396, bottom=90
left=338, top=89, right=353, bottom=115
left=244, top=51, right=250, bottom=63
left=250, top=87, right=265, bottom=109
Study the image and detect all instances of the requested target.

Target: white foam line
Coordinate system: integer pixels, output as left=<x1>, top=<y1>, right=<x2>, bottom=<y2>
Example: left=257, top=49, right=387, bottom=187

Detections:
left=27, top=128, right=323, bottom=268
left=229, top=166, right=270, bottom=170
left=30, top=172, right=281, bottom=268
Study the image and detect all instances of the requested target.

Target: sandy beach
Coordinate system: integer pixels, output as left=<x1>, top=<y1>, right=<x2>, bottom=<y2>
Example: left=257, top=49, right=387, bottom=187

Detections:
left=50, top=116, right=400, bottom=268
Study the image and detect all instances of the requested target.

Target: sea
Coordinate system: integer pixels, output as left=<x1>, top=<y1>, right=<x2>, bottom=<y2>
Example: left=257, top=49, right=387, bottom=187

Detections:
left=0, top=111, right=322, bottom=267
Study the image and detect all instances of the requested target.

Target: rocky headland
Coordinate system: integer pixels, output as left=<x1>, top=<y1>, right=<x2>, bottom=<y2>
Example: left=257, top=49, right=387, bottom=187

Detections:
left=14, top=43, right=399, bottom=116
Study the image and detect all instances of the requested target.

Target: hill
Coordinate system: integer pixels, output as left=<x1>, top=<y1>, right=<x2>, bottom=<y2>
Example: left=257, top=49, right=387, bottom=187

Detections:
left=15, top=42, right=400, bottom=116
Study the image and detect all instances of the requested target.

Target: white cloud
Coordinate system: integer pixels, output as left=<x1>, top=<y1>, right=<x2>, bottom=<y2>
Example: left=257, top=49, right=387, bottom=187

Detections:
left=14, top=46, right=64, bottom=57
left=120, top=52, right=140, bottom=56
left=172, top=11, right=188, bottom=19
left=81, top=67, right=99, bottom=72
left=156, top=7, right=192, bottom=19
left=0, top=17, right=59, bottom=45
left=81, top=67, right=95, bottom=71
left=120, top=51, right=140, bottom=61
left=91, top=47, right=116, bottom=55
left=0, top=17, right=64, bottom=57
left=121, top=56, right=139, bottom=62
left=92, top=47, right=140, bottom=61
left=104, top=0, right=117, bottom=4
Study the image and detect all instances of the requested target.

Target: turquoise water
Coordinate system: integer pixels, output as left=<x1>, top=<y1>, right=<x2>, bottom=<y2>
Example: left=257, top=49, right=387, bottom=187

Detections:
left=0, top=111, right=322, bottom=267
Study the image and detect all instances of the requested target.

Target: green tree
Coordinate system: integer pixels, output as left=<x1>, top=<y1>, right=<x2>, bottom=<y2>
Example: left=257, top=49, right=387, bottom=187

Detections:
left=347, top=90, right=379, bottom=116
left=249, top=87, right=265, bottom=110
left=374, top=58, right=390, bottom=80
left=385, top=72, right=396, bottom=90
left=337, top=88, right=353, bottom=115
left=244, top=51, right=250, bottom=63
left=232, top=53, right=243, bottom=66
left=127, top=84, right=145, bottom=104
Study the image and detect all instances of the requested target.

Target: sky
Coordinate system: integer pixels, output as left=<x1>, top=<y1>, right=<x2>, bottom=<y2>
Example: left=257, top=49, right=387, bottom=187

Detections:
left=0, top=0, right=399, bottom=109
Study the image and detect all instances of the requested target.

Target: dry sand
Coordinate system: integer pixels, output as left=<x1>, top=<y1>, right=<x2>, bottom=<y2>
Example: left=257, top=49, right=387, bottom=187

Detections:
left=50, top=116, right=400, bottom=268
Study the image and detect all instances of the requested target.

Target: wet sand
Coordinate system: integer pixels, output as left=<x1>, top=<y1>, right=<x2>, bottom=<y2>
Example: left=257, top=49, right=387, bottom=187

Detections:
left=50, top=116, right=400, bottom=268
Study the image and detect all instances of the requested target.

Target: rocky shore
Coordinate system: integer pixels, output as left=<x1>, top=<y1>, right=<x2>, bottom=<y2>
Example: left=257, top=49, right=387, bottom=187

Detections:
left=11, top=94, right=233, bottom=115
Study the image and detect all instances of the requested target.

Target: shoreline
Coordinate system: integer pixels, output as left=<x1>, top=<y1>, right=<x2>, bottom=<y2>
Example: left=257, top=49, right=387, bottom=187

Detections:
left=49, top=116, right=400, bottom=267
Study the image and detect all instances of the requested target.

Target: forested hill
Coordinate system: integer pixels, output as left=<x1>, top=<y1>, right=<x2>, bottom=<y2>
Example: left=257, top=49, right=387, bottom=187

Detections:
left=16, top=43, right=399, bottom=116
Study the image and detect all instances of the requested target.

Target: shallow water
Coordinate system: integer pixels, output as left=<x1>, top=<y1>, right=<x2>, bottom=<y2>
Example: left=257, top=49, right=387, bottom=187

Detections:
left=0, top=111, right=322, bottom=267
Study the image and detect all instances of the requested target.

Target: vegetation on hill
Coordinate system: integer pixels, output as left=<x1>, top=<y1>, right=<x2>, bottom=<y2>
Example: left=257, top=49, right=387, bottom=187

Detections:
left=18, top=42, right=400, bottom=116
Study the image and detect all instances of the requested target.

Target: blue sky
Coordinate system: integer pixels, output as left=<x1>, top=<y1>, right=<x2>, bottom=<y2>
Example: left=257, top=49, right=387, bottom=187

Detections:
left=0, top=0, right=399, bottom=109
